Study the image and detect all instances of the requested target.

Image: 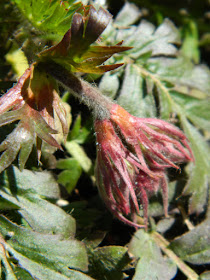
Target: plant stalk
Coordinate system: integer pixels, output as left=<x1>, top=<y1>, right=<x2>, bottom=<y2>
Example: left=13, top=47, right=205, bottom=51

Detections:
left=152, top=231, right=199, bottom=280
left=41, top=61, right=113, bottom=120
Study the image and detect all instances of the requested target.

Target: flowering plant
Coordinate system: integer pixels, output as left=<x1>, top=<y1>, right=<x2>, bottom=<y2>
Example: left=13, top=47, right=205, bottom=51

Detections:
left=0, top=2, right=197, bottom=227
left=0, top=1, right=209, bottom=279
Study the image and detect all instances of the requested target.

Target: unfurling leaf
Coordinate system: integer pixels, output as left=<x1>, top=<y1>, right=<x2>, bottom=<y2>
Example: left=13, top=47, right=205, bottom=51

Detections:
left=39, top=6, right=132, bottom=74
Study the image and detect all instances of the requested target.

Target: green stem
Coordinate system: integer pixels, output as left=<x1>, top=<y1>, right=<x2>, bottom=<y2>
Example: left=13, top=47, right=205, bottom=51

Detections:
left=134, top=64, right=174, bottom=107
left=152, top=231, right=199, bottom=280
left=0, top=234, right=17, bottom=279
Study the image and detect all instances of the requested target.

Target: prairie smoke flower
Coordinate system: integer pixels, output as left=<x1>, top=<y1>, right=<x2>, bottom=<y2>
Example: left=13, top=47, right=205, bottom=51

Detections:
left=110, top=104, right=193, bottom=173
left=0, top=64, right=68, bottom=172
left=95, top=119, right=142, bottom=228
left=37, top=64, right=194, bottom=228
left=94, top=104, right=193, bottom=228
left=45, top=67, right=193, bottom=228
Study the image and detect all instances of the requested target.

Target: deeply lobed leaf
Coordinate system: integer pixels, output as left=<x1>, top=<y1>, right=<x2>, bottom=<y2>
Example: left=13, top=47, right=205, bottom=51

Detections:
left=0, top=216, right=91, bottom=279
left=13, top=0, right=82, bottom=36
left=39, top=5, right=132, bottom=74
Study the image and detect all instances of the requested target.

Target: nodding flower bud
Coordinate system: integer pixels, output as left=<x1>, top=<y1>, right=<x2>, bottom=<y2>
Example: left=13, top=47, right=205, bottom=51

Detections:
left=110, top=104, right=193, bottom=173
left=94, top=104, right=193, bottom=228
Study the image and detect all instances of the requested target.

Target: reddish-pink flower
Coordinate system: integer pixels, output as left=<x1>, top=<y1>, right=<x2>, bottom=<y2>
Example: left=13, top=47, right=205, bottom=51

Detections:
left=95, top=104, right=193, bottom=228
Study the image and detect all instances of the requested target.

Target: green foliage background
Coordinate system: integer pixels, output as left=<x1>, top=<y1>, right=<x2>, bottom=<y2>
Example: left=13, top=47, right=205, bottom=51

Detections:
left=0, top=0, right=209, bottom=279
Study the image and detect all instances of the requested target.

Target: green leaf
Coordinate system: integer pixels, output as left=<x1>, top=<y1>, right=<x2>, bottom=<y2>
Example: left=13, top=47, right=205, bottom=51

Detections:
left=65, top=141, right=92, bottom=173
left=67, top=114, right=91, bottom=144
left=181, top=20, right=199, bottom=63
left=157, top=85, right=173, bottom=120
left=156, top=217, right=176, bottom=234
left=88, top=246, right=131, bottom=280
left=128, top=230, right=177, bottom=280
left=0, top=121, right=34, bottom=173
left=0, top=166, right=76, bottom=237
left=171, top=91, right=210, bottom=131
left=0, top=216, right=91, bottom=279
left=181, top=117, right=209, bottom=214
left=5, top=47, right=29, bottom=77
left=19, top=192, right=76, bottom=236
left=99, top=72, right=120, bottom=99
left=200, top=271, right=210, bottom=280
left=39, top=6, right=131, bottom=74
left=185, top=100, right=210, bottom=131
left=0, top=101, right=62, bottom=173
left=114, top=2, right=141, bottom=26
left=13, top=267, right=34, bottom=280
left=169, top=217, right=210, bottom=265
left=117, top=64, right=156, bottom=118
left=146, top=57, right=210, bottom=95
left=113, top=18, right=180, bottom=59
left=10, top=166, right=61, bottom=199
left=0, top=239, right=17, bottom=280
left=57, top=158, right=82, bottom=193
left=13, top=0, right=82, bottom=36
left=68, top=114, right=82, bottom=141
left=0, top=196, right=20, bottom=210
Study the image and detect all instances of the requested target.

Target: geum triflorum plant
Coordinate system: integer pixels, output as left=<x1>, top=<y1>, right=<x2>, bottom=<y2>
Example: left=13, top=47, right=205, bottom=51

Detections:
left=0, top=4, right=193, bottom=228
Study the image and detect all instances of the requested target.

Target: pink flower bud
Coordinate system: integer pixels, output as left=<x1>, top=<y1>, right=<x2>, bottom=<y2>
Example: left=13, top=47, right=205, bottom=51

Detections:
left=94, top=104, right=193, bottom=228
left=110, top=104, right=193, bottom=172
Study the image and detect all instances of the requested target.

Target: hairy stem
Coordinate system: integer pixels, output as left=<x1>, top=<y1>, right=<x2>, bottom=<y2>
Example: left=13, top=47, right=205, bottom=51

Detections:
left=40, top=61, right=113, bottom=120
